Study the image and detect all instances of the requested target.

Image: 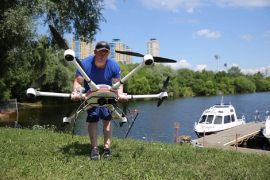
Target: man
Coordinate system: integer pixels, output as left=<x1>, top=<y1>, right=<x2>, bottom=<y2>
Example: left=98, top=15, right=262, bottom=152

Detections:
left=71, top=41, right=126, bottom=160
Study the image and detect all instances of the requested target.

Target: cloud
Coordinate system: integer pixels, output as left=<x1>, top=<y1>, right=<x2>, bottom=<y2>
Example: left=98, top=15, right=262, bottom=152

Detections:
left=241, top=66, right=270, bottom=75
left=167, top=59, right=192, bottom=69
left=227, top=64, right=270, bottom=75
left=104, top=0, right=117, bottom=10
left=140, top=0, right=204, bottom=12
left=187, top=8, right=194, bottom=13
left=215, top=0, right=270, bottom=8
left=140, top=0, right=270, bottom=12
left=195, top=64, right=207, bottom=71
left=173, top=17, right=198, bottom=24
left=239, top=35, right=253, bottom=41
left=172, top=17, right=199, bottom=24
left=192, top=29, right=221, bottom=39
left=263, top=31, right=270, bottom=37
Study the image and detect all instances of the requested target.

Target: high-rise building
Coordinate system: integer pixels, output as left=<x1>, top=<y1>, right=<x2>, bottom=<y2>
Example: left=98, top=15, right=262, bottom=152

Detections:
left=70, top=37, right=94, bottom=59
left=109, top=39, right=132, bottom=64
left=125, top=46, right=132, bottom=64
left=71, top=37, right=132, bottom=64
left=147, top=38, right=159, bottom=57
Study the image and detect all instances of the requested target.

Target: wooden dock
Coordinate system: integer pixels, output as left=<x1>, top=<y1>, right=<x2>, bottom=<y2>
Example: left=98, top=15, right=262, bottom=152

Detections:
left=191, top=121, right=270, bottom=155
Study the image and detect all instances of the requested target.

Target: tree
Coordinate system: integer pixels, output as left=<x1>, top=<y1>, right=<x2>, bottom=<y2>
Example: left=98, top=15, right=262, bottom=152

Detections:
left=218, top=77, right=235, bottom=94
left=215, top=71, right=227, bottom=83
left=227, top=66, right=243, bottom=77
left=234, top=76, right=256, bottom=93
left=0, top=0, right=106, bottom=100
left=145, top=64, right=176, bottom=94
left=192, top=79, right=206, bottom=96
left=176, top=68, right=195, bottom=87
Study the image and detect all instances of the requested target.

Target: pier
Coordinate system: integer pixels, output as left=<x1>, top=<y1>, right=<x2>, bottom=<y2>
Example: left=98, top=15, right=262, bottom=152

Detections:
left=191, top=121, right=270, bottom=155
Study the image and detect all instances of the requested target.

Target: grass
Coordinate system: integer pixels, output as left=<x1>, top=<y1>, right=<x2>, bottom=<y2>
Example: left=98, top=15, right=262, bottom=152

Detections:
left=1, top=127, right=270, bottom=179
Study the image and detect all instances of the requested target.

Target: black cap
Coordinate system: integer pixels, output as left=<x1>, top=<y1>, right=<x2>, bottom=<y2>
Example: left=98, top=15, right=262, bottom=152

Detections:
left=95, top=41, right=110, bottom=51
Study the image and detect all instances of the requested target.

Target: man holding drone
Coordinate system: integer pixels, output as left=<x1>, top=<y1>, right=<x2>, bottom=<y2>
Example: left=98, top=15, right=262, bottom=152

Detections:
left=27, top=25, right=176, bottom=161
left=71, top=41, right=127, bottom=160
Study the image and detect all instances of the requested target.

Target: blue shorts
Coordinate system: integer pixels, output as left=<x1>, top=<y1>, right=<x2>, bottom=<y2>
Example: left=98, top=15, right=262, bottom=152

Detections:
left=86, top=107, right=112, bottom=123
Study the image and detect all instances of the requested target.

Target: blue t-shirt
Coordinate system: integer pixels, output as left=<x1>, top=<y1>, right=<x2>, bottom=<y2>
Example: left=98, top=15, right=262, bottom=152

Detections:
left=75, top=56, right=121, bottom=92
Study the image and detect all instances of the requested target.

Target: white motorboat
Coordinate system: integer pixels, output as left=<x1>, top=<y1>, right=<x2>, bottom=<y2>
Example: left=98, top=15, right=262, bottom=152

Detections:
left=194, top=98, right=246, bottom=137
left=262, top=111, right=270, bottom=143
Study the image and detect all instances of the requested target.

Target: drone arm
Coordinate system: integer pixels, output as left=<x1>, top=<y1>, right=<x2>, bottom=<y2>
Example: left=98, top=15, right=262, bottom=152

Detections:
left=111, top=63, right=146, bottom=90
left=71, top=60, right=99, bottom=91
left=107, top=105, right=127, bottom=124
left=65, top=49, right=99, bottom=91
left=26, top=88, right=85, bottom=98
left=63, top=104, right=92, bottom=124
left=119, top=92, right=168, bottom=99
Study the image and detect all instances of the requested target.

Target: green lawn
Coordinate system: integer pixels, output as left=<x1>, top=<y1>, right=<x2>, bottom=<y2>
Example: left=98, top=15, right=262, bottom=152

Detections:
left=1, top=127, right=270, bottom=179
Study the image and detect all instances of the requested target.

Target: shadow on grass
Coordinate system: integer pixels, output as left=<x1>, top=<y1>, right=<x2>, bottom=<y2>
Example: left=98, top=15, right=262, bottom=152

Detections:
left=60, top=141, right=114, bottom=156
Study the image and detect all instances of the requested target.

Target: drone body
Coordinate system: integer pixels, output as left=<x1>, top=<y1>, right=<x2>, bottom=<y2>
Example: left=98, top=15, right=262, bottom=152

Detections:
left=26, top=25, right=177, bottom=137
left=84, top=84, right=118, bottom=106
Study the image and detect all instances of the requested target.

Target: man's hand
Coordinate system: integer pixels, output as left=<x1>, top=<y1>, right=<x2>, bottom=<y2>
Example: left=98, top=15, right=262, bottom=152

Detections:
left=118, top=92, right=128, bottom=101
left=71, top=92, right=81, bottom=101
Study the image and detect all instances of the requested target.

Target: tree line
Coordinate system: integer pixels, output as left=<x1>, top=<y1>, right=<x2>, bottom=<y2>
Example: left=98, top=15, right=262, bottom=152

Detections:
left=120, top=63, right=270, bottom=97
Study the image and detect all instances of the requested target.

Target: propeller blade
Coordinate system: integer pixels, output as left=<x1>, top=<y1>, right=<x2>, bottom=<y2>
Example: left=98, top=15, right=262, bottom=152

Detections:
left=122, top=106, right=127, bottom=117
left=65, top=107, right=74, bottom=117
left=131, top=109, right=145, bottom=113
left=115, top=50, right=144, bottom=57
left=32, top=74, right=46, bottom=89
left=115, top=50, right=177, bottom=63
left=61, top=123, right=67, bottom=127
left=157, top=76, right=170, bottom=107
left=157, top=98, right=166, bottom=107
left=153, top=56, right=177, bottom=63
left=161, top=76, right=170, bottom=92
left=112, top=114, right=133, bottom=118
left=49, top=25, right=69, bottom=50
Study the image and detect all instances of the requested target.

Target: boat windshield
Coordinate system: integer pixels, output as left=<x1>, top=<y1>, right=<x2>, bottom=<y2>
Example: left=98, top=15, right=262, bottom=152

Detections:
left=207, top=115, right=214, bottom=124
left=231, top=115, right=235, bottom=122
left=214, top=116, right=223, bottom=124
left=224, top=115, right=231, bottom=124
left=199, top=115, right=214, bottom=124
left=199, top=115, right=207, bottom=123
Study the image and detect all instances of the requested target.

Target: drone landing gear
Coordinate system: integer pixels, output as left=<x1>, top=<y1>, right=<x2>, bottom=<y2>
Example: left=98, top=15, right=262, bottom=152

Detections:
left=124, top=113, right=139, bottom=138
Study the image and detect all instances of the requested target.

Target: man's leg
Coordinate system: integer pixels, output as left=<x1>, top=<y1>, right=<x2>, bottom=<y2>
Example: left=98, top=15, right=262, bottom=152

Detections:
left=102, top=119, right=112, bottom=149
left=88, top=122, right=98, bottom=148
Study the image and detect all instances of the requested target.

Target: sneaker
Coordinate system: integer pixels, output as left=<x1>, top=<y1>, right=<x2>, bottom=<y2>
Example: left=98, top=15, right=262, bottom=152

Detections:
left=90, top=148, right=99, bottom=160
left=103, top=148, right=112, bottom=158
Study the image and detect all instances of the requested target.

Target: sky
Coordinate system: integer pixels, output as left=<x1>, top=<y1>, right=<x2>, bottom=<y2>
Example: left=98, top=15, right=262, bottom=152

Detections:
left=39, top=0, right=270, bottom=74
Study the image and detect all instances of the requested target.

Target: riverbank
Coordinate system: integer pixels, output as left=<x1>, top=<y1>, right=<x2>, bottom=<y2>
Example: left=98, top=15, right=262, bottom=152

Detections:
left=18, top=102, right=42, bottom=110
left=17, top=101, right=79, bottom=110
left=1, top=127, right=270, bottom=179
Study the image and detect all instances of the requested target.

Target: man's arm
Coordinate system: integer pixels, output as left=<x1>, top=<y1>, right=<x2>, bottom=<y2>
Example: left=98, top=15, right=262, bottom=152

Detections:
left=113, top=78, right=127, bottom=101
left=71, top=74, right=84, bottom=101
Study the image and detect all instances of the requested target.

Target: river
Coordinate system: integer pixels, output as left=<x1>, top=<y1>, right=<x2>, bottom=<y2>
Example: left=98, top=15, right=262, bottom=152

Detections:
left=1, top=92, right=270, bottom=145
